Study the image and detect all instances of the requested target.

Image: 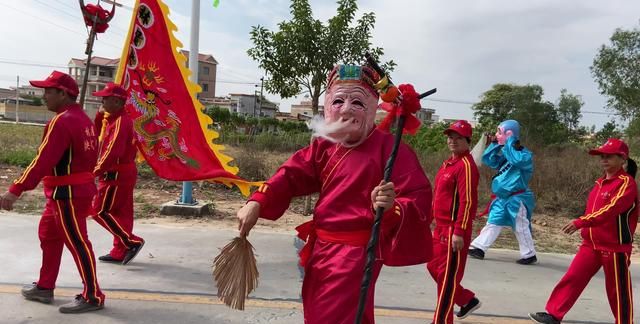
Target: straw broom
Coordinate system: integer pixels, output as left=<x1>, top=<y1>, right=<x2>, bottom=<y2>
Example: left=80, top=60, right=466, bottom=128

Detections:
left=212, top=236, right=259, bottom=310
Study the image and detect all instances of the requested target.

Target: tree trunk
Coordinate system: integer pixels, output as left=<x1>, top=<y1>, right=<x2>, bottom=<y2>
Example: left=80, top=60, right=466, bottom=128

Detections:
left=311, top=79, right=322, bottom=116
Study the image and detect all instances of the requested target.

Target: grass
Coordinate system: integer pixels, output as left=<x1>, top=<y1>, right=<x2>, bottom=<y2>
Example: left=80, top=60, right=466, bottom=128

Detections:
left=0, top=123, right=43, bottom=167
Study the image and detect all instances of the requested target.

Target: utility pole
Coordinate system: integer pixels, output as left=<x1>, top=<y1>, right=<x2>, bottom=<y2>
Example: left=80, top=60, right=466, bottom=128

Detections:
left=259, top=76, right=263, bottom=117
left=15, top=75, right=19, bottom=124
left=179, top=0, right=200, bottom=205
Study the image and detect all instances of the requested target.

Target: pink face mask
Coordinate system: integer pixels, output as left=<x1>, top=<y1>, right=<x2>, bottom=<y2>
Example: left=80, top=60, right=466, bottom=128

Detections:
left=495, top=126, right=513, bottom=145
left=321, top=83, right=378, bottom=146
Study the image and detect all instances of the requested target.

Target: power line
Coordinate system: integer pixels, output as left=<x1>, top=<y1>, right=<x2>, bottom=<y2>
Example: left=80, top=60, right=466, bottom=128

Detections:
left=1, top=2, right=122, bottom=50
left=423, top=96, right=618, bottom=116
left=0, top=59, right=67, bottom=69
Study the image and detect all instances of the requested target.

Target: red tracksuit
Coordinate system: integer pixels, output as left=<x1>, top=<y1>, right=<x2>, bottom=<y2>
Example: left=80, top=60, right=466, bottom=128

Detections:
left=92, top=110, right=143, bottom=260
left=546, top=168, right=637, bottom=324
left=427, top=152, right=479, bottom=324
left=9, top=103, right=104, bottom=305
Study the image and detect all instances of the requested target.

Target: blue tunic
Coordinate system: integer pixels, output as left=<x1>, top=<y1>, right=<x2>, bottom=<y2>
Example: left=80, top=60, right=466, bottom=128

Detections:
left=482, top=136, right=535, bottom=228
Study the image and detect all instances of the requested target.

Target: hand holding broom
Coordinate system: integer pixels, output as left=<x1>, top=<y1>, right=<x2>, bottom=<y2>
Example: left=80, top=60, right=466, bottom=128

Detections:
left=212, top=201, right=261, bottom=310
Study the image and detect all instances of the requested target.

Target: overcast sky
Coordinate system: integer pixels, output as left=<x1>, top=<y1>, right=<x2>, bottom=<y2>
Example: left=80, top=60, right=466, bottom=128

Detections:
left=0, top=0, right=638, bottom=129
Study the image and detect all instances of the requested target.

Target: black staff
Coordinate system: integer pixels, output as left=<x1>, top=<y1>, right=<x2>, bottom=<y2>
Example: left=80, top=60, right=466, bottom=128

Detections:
left=354, top=53, right=436, bottom=324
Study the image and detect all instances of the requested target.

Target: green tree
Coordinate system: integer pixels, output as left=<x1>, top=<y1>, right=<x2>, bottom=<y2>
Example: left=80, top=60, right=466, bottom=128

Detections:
left=247, top=0, right=394, bottom=115
left=472, top=83, right=545, bottom=133
left=472, top=83, right=570, bottom=145
left=591, top=23, right=640, bottom=119
left=595, top=121, right=623, bottom=143
left=205, top=106, right=231, bottom=125
left=556, top=89, right=583, bottom=132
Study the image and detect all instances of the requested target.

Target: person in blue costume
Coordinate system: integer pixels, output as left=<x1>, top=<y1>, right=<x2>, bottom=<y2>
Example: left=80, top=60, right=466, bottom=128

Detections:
left=468, top=120, right=538, bottom=265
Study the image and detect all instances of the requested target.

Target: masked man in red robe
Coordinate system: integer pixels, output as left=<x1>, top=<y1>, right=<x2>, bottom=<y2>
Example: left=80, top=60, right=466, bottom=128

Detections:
left=236, top=64, right=433, bottom=323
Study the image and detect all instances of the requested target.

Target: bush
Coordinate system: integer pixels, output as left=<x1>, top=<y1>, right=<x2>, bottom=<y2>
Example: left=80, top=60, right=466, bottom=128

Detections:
left=1, top=149, right=36, bottom=167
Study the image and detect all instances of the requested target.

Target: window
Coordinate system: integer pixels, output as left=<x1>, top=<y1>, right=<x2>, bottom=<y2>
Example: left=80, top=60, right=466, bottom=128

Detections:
left=202, top=83, right=209, bottom=92
left=203, top=66, right=210, bottom=75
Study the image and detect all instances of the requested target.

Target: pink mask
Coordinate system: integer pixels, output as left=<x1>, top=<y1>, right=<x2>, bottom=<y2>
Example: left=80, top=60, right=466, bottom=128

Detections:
left=321, top=83, right=378, bottom=146
left=495, top=126, right=513, bottom=145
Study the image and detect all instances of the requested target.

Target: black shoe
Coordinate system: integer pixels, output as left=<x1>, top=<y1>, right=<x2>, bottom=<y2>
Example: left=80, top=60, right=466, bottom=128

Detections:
left=98, top=254, right=123, bottom=263
left=517, top=255, right=538, bottom=265
left=59, top=295, right=103, bottom=314
left=122, top=239, right=145, bottom=265
left=468, top=248, right=485, bottom=260
left=457, top=297, right=481, bottom=319
left=529, top=312, right=560, bottom=324
left=21, top=283, right=53, bottom=304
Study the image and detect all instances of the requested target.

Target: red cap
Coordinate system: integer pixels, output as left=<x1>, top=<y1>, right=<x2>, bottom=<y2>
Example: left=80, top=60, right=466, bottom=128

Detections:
left=92, top=82, right=127, bottom=99
left=444, top=120, right=473, bottom=139
left=589, top=138, right=629, bottom=159
left=29, top=71, right=79, bottom=97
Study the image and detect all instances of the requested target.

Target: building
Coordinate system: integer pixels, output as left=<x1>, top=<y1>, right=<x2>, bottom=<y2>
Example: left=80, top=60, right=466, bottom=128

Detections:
left=0, top=87, right=14, bottom=99
left=207, top=96, right=234, bottom=111
left=68, top=51, right=219, bottom=115
left=228, top=93, right=278, bottom=118
left=417, top=107, right=436, bottom=124
left=68, top=56, right=119, bottom=116
left=16, top=85, right=44, bottom=97
left=180, top=50, right=218, bottom=102
left=290, top=100, right=323, bottom=119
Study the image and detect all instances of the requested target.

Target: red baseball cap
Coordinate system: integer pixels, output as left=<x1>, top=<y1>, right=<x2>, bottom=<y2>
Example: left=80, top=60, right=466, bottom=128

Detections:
left=29, top=71, right=79, bottom=97
left=444, top=120, right=473, bottom=139
left=93, top=82, right=127, bottom=99
left=589, top=138, right=629, bottom=159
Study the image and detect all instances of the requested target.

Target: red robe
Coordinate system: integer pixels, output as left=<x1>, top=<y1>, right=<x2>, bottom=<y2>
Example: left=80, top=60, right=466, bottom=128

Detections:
left=250, top=128, right=432, bottom=324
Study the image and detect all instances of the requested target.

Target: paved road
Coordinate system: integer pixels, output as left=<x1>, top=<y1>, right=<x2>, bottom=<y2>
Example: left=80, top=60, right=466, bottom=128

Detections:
left=0, top=212, right=636, bottom=323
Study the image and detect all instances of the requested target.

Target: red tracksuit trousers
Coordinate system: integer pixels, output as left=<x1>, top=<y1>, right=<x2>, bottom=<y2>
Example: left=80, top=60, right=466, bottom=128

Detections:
left=92, top=181, right=143, bottom=260
left=546, top=244, right=634, bottom=324
left=37, top=198, right=105, bottom=304
left=427, top=224, right=476, bottom=324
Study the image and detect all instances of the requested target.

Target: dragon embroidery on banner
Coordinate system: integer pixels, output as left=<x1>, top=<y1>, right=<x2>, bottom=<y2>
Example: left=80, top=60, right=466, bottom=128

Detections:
left=128, top=68, right=199, bottom=168
left=119, top=2, right=198, bottom=168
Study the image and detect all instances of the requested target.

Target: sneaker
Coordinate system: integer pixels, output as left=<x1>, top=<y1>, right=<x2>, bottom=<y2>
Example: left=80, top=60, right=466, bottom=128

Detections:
left=468, top=248, right=485, bottom=260
left=122, top=239, right=145, bottom=265
left=529, top=312, right=560, bottom=324
left=59, top=295, right=104, bottom=314
left=457, top=297, right=481, bottom=319
left=98, top=254, right=123, bottom=263
left=21, top=283, right=53, bottom=304
left=517, top=255, right=538, bottom=265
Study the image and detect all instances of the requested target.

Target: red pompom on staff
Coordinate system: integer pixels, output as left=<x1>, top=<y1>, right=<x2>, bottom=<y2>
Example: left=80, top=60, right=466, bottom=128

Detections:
left=354, top=53, right=436, bottom=324
left=78, top=0, right=116, bottom=107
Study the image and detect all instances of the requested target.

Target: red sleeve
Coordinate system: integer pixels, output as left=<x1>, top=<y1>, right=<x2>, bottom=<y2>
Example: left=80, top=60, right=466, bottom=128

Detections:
left=94, top=116, right=128, bottom=175
left=249, top=140, right=322, bottom=220
left=574, top=176, right=637, bottom=229
left=453, top=156, right=479, bottom=236
left=380, top=145, right=433, bottom=266
left=94, top=111, right=105, bottom=134
left=9, top=114, right=70, bottom=196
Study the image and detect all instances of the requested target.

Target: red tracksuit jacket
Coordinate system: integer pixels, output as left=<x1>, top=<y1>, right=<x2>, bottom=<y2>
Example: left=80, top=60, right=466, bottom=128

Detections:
left=94, top=110, right=137, bottom=183
left=573, top=169, right=638, bottom=253
left=432, top=152, right=479, bottom=236
left=9, top=103, right=98, bottom=200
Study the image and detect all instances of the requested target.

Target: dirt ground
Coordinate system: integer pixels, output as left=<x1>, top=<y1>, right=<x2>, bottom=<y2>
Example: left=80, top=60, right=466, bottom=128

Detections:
left=2, top=163, right=639, bottom=255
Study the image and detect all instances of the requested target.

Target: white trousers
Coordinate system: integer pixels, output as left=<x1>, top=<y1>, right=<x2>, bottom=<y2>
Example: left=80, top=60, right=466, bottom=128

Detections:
left=470, top=202, right=536, bottom=258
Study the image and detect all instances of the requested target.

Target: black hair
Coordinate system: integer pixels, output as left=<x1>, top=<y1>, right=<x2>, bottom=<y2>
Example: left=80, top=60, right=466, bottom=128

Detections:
left=465, top=137, right=471, bottom=144
left=626, top=158, right=637, bottom=178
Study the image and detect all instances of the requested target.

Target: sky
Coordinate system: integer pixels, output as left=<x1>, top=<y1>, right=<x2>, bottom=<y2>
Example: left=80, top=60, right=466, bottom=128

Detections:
left=0, top=0, right=638, bottom=129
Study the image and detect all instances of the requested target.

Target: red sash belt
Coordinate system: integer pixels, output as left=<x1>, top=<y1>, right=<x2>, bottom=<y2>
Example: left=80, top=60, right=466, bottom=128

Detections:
left=42, top=172, right=94, bottom=187
left=108, top=162, right=136, bottom=173
left=295, top=220, right=371, bottom=267
left=477, top=189, right=526, bottom=217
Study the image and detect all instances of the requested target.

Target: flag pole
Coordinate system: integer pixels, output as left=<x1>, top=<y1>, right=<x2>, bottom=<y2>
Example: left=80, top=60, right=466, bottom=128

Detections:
left=180, top=0, right=200, bottom=205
